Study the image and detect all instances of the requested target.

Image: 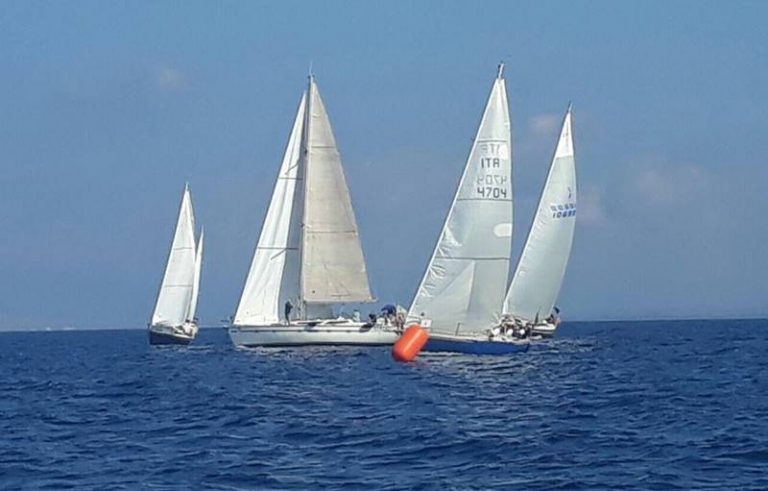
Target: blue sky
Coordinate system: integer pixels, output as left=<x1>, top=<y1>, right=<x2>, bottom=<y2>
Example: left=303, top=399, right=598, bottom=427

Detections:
left=0, top=1, right=766, bottom=328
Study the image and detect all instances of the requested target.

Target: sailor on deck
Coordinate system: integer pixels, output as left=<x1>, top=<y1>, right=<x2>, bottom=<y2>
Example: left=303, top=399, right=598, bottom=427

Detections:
left=381, top=304, right=396, bottom=325
left=284, top=300, right=294, bottom=325
left=546, top=307, right=561, bottom=326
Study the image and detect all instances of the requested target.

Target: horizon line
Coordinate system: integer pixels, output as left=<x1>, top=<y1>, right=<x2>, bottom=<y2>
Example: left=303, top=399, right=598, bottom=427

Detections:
left=1, top=316, right=767, bottom=333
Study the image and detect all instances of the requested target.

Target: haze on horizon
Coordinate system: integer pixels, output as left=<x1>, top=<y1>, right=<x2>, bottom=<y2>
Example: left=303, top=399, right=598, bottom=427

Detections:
left=1, top=1, right=766, bottom=330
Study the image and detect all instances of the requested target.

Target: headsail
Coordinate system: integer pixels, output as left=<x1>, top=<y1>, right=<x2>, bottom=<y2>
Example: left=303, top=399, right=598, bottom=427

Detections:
left=187, top=228, right=204, bottom=322
left=503, top=106, right=576, bottom=321
left=233, top=93, right=307, bottom=325
left=407, top=66, right=513, bottom=336
left=152, top=184, right=197, bottom=327
left=300, top=77, right=374, bottom=306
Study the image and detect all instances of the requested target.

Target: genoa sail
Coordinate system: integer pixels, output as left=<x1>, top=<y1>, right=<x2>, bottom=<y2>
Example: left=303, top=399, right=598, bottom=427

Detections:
left=151, top=184, right=198, bottom=327
left=233, top=93, right=307, bottom=325
left=503, top=106, right=576, bottom=322
left=407, top=65, right=513, bottom=336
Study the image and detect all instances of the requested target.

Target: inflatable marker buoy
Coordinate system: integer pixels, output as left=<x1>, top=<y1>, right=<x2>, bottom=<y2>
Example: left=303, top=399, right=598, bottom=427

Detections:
left=392, top=324, right=429, bottom=362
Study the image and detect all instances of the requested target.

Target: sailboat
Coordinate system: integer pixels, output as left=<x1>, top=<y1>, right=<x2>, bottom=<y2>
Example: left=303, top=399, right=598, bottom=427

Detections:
left=228, top=76, right=398, bottom=347
left=405, top=64, right=528, bottom=355
left=502, top=106, right=576, bottom=337
left=148, top=184, right=204, bottom=345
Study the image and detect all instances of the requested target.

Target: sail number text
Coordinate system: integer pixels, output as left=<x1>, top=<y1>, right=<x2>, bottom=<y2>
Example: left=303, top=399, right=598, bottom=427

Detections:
left=476, top=174, right=508, bottom=199
left=474, top=143, right=510, bottom=200
left=480, top=157, right=502, bottom=169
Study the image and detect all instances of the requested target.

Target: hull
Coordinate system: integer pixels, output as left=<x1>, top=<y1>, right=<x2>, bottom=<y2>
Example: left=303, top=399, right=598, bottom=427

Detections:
left=531, top=322, right=557, bottom=337
left=422, top=334, right=530, bottom=355
left=229, top=321, right=399, bottom=347
left=148, top=323, right=197, bottom=346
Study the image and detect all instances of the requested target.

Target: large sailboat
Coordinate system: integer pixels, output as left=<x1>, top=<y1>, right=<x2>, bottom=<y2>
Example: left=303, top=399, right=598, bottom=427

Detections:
left=149, top=184, right=204, bottom=345
left=405, top=64, right=528, bottom=355
left=502, top=106, right=576, bottom=337
left=228, top=76, right=398, bottom=347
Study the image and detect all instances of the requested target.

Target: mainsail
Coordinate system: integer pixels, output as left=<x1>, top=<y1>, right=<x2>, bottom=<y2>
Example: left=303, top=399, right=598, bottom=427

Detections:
left=407, top=65, right=513, bottom=336
left=503, top=107, right=576, bottom=321
left=151, top=184, right=198, bottom=327
left=300, top=77, right=374, bottom=306
left=233, top=93, right=307, bottom=325
left=187, top=228, right=204, bottom=322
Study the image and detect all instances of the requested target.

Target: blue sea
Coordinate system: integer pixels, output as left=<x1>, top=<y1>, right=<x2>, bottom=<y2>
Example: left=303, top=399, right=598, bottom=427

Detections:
left=1, top=320, right=767, bottom=490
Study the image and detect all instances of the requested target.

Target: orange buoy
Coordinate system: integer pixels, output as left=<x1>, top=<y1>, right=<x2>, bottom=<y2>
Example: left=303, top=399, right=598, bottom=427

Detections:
left=392, top=324, right=429, bottom=362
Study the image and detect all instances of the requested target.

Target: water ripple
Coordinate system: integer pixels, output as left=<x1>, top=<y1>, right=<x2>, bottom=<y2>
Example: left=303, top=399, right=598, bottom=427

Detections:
left=1, top=321, right=767, bottom=489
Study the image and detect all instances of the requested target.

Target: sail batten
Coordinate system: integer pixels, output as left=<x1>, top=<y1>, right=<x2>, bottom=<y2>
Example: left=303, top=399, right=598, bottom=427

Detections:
left=407, top=70, right=513, bottom=336
left=503, top=108, right=576, bottom=321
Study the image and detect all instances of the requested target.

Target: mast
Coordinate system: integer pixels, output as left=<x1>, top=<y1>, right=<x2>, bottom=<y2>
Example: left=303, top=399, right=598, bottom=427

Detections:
left=298, top=74, right=313, bottom=318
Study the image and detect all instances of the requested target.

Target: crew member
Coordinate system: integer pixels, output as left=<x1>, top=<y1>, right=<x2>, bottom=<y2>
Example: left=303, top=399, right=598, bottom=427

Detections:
left=381, top=304, right=397, bottom=325
left=284, top=299, right=294, bottom=325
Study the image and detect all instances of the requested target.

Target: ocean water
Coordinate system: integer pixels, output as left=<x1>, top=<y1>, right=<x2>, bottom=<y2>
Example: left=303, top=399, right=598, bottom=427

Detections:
left=1, top=320, right=767, bottom=490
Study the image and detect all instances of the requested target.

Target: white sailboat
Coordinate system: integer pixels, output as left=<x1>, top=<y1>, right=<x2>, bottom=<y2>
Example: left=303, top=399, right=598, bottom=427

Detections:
left=405, top=64, right=528, bottom=355
left=502, top=106, right=576, bottom=337
left=228, top=76, right=398, bottom=347
left=149, top=184, right=204, bottom=345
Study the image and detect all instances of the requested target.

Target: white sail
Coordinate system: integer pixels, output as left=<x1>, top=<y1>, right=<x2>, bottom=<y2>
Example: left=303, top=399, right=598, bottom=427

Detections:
left=151, top=185, right=197, bottom=327
left=407, top=66, right=513, bottom=336
left=503, top=107, right=576, bottom=321
left=187, top=228, right=204, bottom=322
left=233, top=93, right=307, bottom=325
left=300, top=77, right=374, bottom=306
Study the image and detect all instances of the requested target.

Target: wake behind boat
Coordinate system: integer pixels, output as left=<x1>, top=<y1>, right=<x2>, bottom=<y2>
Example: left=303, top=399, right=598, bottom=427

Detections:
left=501, top=105, right=577, bottom=337
left=404, top=64, right=528, bottom=355
left=148, top=184, right=204, bottom=345
left=229, top=75, right=398, bottom=348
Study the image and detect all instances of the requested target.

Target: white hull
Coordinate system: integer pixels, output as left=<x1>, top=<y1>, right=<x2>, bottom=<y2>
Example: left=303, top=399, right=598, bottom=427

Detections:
left=228, top=320, right=399, bottom=347
left=531, top=322, right=557, bottom=337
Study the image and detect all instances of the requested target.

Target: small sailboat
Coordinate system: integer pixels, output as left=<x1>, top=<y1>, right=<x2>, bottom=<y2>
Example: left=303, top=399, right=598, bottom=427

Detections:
left=405, top=64, right=528, bottom=355
left=148, top=184, right=204, bottom=345
left=228, top=75, right=398, bottom=348
left=502, top=106, right=576, bottom=337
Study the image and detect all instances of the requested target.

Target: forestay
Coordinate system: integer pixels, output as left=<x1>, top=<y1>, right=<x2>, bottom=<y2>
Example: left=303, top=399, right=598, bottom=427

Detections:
left=503, top=108, right=576, bottom=321
left=152, top=185, right=198, bottom=327
left=301, top=77, right=374, bottom=305
left=233, top=93, right=307, bottom=325
left=407, top=67, right=513, bottom=336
